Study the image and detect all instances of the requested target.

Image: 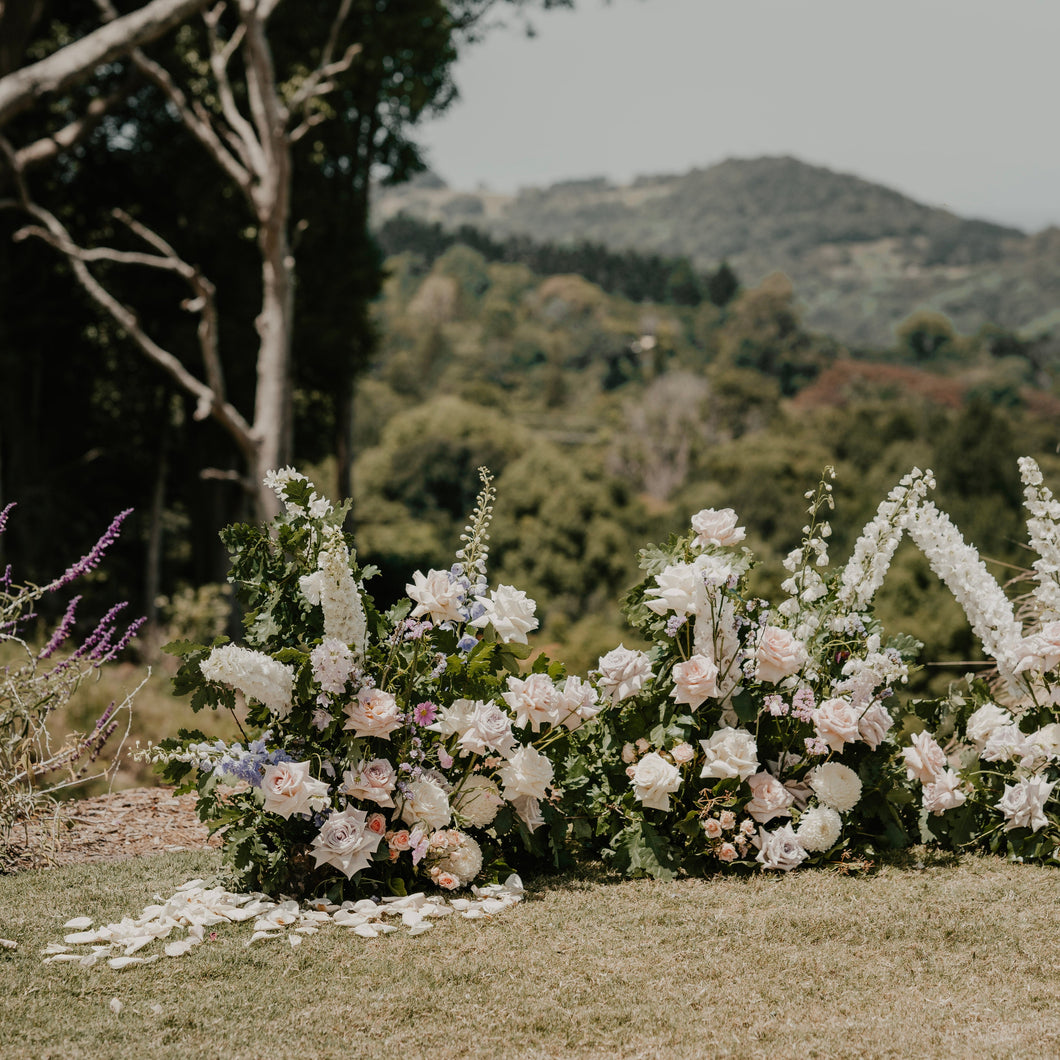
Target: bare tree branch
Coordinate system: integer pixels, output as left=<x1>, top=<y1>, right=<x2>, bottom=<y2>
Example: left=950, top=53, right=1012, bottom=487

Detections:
left=0, top=0, right=212, bottom=126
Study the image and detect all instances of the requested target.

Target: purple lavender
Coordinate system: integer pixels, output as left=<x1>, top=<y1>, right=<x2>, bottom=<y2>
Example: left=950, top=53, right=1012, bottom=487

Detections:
left=46, top=509, right=132, bottom=592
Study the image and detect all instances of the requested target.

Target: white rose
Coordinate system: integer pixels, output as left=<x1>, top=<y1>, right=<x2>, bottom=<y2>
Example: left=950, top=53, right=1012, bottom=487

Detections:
left=965, top=702, right=1014, bottom=747
left=645, top=562, right=703, bottom=618
left=510, top=794, right=545, bottom=832
left=554, top=675, right=601, bottom=731
left=922, top=769, right=967, bottom=815
left=754, top=824, right=808, bottom=871
left=309, top=807, right=382, bottom=878
left=452, top=776, right=504, bottom=828
left=1013, top=621, right=1060, bottom=675
left=997, top=776, right=1056, bottom=832
left=745, top=771, right=794, bottom=824
left=469, top=585, right=538, bottom=644
left=498, top=744, right=554, bottom=801
left=700, top=727, right=759, bottom=782
left=691, top=507, right=746, bottom=548
left=901, top=730, right=947, bottom=784
left=407, top=568, right=465, bottom=624
left=631, top=752, right=682, bottom=811
left=795, top=806, right=842, bottom=852
left=671, top=654, right=719, bottom=710
left=597, top=645, right=654, bottom=703
left=503, top=673, right=560, bottom=732
left=754, top=627, right=808, bottom=684
left=814, top=697, right=862, bottom=753
left=981, top=725, right=1033, bottom=764
left=342, top=687, right=402, bottom=739
left=454, top=700, right=517, bottom=758
left=261, top=761, right=330, bottom=819
left=809, top=762, right=862, bottom=812
left=1029, top=722, right=1060, bottom=760
left=399, top=777, right=452, bottom=832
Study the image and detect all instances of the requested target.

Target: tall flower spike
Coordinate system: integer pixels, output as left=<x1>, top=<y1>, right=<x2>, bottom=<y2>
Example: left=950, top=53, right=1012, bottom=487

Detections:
left=456, top=467, right=496, bottom=585
left=1018, top=456, right=1060, bottom=621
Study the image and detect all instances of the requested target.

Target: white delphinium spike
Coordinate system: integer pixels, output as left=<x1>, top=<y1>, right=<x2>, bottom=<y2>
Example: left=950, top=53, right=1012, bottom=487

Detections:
left=307, top=526, right=367, bottom=655
left=1018, top=457, right=1060, bottom=621
left=836, top=467, right=935, bottom=614
left=904, top=501, right=1024, bottom=691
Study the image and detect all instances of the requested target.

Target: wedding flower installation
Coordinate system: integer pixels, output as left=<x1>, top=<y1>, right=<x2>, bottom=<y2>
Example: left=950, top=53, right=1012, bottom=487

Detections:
left=560, top=468, right=935, bottom=878
left=899, top=456, right=1060, bottom=864
left=149, top=467, right=592, bottom=901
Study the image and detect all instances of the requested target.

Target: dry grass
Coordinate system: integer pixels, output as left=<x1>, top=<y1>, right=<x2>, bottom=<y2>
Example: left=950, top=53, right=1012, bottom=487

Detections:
left=1, top=850, right=1058, bottom=1059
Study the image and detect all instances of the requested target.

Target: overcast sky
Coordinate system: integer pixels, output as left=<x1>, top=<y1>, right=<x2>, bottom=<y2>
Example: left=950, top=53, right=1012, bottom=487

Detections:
left=415, top=0, right=1060, bottom=233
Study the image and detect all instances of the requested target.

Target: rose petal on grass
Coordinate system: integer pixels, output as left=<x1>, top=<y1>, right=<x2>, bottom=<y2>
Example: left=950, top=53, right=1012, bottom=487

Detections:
left=108, top=955, right=159, bottom=970
left=352, top=924, right=378, bottom=938
left=63, top=917, right=93, bottom=930
left=288, top=934, right=302, bottom=948
left=109, top=998, right=123, bottom=1014
left=407, top=922, right=433, bottom=936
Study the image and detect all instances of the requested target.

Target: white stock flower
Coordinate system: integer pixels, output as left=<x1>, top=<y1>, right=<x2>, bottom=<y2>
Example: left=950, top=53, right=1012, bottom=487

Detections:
left=200, top=644, right=295, bottom=719
left=469, top=585, right=539, bottom=644
left=699, top=727, right=759, bottom=782
left=399, top=777, right=452, bottom=832
left=754, top=824, right=809, bottom=871
left=503, top=673, right=560, bottom=732
left=809, top=762, right=862, bottom=812
left=795, top=806, right=842, bottom=852
left=922, top=769, right=967, bottom=815
left=311, top=527, right=368, bottom=654
left=1019, top=457, right=1060, bottom=620
left=745, top=771, right=795, bottom=824
left=498, top=744, right=554, bottom=802
left=452, top=776, right=504, bottom=828
left=310, top=637, right=356, bottom=694
left=691, top=508, right=746, bottom=548
left=261, top=761, right=330, bottom=819
left=597, top=645, right=654, bottom=703
left=754, top=627, right=808, bottom=684
left=309, top=807, right=382, bottom=878
left=997, top=776, right=1056, bottom=832
left=631, top=752, right=682, bottom=811
left=406, top=568, right=466, bottom=624
left=671, top=654, right=719, bottom=710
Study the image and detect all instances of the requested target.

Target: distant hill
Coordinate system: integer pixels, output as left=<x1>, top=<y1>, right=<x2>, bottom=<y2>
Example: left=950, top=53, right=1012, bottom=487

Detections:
left=373, top=156, right=1060, bottom=348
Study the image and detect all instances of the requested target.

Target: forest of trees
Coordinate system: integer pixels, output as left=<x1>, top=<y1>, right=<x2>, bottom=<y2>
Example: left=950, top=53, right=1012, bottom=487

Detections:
left=2, top=1, right=1058, bottom=702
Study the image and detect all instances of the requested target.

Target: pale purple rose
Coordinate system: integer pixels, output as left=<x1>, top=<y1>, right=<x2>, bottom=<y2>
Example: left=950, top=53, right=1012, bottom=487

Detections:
left=754, top=824, right=809, bottom=871
left=309, top=807, right=383, bottom=878
left=261, top=761, right=330, bottom=819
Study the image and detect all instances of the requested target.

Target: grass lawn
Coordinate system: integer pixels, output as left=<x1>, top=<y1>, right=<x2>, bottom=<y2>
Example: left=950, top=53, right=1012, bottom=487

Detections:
left=2, top=850, right=1058, bottom=1059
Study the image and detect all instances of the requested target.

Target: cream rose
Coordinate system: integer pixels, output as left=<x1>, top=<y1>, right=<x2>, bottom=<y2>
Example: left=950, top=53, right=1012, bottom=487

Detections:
left=498, top=744, right=554, bottom=802
left=922, top=769, right=967, bottom=815
left=631, top=751, right=682, bottom=811
left=503, top=673, right=559, bottom=732
left=261, top=760, right=330, bottom=819
left=965, top=702, right=1013, bottom=747
left=671, top=654, right=719, bottom=710
left=700, top=727, right=759, bottom=781
left=857, top=702, right=894, bottom=750
left=754, top=824, right=808, bottom=871
left=745, top=771, right=795, bottom=824
left=814, top=697, right=862, bottom=753
left=754, top=626, right=808, bottom=684
left=901, top=730, right=947, bottom=784
left=406, top=568, right=465, bottom=624
left=399, top=777, right=452, bottom=832
left=309, top=807, right=382, bottom=878
left=469, top=585, right=539, bottom=644
left=341, top=758, right=397, bottom=807
left=597, top=645, right=654, bottom=703
left=343, top=687, right=402, bottom=739
left=691, top=507, right=746, bottom=548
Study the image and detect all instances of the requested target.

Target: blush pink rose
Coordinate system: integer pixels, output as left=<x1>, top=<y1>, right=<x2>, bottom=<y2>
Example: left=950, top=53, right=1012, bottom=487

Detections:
left=691, top=508, right=746, bottom=548
left=671, top=654, right=719, bottom=710
left=754, top=627, right=808, bottom=684
left=745, top=771, right=795, bottom=824
left=814, top=697, right=862, bottom=753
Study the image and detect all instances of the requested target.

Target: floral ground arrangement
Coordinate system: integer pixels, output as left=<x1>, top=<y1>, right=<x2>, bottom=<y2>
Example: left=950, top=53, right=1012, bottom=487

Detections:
left=140, top=457, right=1060, bottom=913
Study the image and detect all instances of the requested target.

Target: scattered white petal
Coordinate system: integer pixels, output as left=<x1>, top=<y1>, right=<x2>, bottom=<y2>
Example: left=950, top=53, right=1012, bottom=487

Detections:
left=164, top=939, right=196, bottom=958
left=0, top=938, right=17, bottom=950
left=109, top=998, right=123, bottom=1015
left=149, top=1004, right=163, bottom=1016
left=41, top=944, right=71, bottom=954
left=288, top=934, right=302, bottom=948
left=246, top=931, right=281, bottom=946
left=64, top=930, right=106, bottom=945
left=353, top=924, right=378, bottom=938
left=461, top=908, right=484, bottom=919
left=407, top=922, right=433, bottom=936
left=108, top=955, right=159, bottom=970
left=64, top=917, right=93, bottom=930
left=44, top=953, right=85, bottom=964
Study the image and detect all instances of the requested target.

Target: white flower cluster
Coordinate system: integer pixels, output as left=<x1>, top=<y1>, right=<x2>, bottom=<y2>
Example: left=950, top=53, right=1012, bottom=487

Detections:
left=1019, top=457, right=1060, bottom=622
left=200, top=644, right=294, bottom=718
left=300, top=526, right=368, bottom=655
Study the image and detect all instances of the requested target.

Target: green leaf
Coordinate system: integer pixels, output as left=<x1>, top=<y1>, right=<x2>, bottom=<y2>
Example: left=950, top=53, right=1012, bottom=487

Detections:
left=611, top=818, right=680, bottom=881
